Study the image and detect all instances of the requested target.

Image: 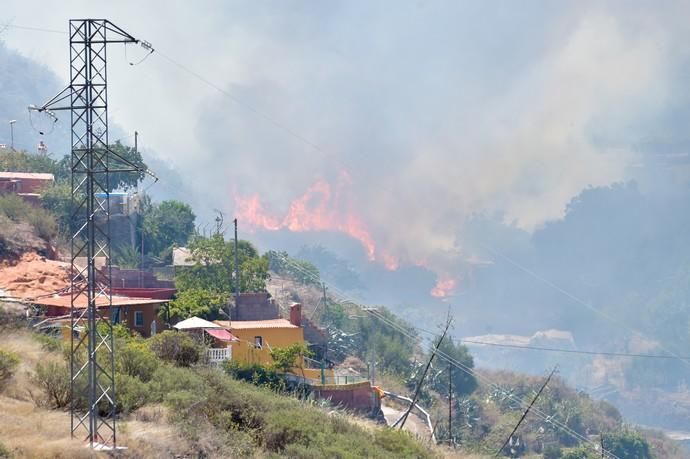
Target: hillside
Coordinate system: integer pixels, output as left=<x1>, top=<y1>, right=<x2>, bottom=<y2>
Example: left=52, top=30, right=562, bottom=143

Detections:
left=266, top=269, right=690, bottom=459
left=0, top=149, right=687, bottom=457
left=0, top=305, right=439, bottom=458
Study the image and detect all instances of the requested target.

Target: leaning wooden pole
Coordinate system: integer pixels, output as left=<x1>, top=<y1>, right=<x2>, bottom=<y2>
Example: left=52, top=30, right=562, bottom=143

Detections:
left=398, top=315, right=452, bottom=430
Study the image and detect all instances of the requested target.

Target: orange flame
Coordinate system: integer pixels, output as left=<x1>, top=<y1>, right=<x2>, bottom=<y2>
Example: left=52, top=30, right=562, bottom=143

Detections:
left=381, top=253, right=400, bottom=271
left=430, top=276, right=457, bottom=298
left=235, top=173, right=378, bottom=261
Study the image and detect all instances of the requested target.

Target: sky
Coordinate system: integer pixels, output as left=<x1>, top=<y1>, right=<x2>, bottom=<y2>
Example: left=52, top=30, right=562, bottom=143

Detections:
left=2, top=1, right=690, bottom=296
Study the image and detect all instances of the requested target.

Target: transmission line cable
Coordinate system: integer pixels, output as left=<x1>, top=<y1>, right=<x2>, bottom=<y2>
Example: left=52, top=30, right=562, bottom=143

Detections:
left=364, top=307, right=618, bottom=458
left=271, top=252, right=618, bottom=457
left=480, top=243, right=690, bottom=370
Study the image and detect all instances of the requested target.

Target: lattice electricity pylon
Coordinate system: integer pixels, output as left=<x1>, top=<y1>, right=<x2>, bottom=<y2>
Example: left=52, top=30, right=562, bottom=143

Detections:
left=32, top=19, right=149, bottom=448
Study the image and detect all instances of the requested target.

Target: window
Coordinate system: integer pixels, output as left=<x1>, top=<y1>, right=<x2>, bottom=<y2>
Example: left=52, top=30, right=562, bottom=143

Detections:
left=254, top=336, right=263, bottom=349
left=134, top=311, right=144, bottom=327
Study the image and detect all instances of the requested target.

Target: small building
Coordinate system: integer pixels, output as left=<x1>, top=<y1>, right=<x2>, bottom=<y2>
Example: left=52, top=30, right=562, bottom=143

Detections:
left=0, top=172, right=54, bottom=202
left=31, top=294, right=169, bottom=338
left=216, top=305, right=305, bottom=366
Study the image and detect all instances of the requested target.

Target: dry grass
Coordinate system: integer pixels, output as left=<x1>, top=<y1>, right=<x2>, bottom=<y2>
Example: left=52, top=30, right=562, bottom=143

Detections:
left=0, top=329, right=193, bottom=458
left=0, top=395, right=92, bottom=458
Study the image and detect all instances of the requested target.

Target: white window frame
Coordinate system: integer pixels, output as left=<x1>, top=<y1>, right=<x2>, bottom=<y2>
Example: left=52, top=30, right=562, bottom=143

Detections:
left=254, top=336, right=263, bottom=349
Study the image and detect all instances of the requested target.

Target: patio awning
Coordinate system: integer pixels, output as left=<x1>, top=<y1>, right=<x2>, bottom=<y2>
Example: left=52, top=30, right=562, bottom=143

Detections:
left=173, top=316, right=221, bottom=330
left=205, top=328, right=238, bottom=342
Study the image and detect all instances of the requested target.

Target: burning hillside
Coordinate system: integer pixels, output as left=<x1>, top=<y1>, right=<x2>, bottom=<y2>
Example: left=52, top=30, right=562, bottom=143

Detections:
left=234, top=173, right=460, bottom=297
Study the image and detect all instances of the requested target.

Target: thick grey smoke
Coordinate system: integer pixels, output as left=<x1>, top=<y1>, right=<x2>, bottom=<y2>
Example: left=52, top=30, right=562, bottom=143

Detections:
left=3, top=1, right=690, bottom=283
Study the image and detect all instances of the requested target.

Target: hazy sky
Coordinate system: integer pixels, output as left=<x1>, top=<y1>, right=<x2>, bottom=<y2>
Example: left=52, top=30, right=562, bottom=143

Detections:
left=3, top=1, right=690, bottom=282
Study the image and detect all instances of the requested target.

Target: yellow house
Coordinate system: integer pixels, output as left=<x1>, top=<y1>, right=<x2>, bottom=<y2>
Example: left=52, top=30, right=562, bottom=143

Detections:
left=214, top=303, right=335, bottom=382
left=216, top=318, right=305, bottom=366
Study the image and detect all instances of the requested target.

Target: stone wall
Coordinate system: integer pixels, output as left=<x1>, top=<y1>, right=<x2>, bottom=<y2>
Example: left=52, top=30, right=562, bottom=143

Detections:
left=231, top=292, right=280, bottom=321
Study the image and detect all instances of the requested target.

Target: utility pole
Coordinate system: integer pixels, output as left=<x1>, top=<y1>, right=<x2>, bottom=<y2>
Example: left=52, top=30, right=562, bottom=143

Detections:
left=33, top=19, right=150, bottom=448
left=399, top=315, right=452, bottom=429
left=9, top=120, right=16, bottom=150
left=495, top=366, right=558, bottom=458
left=234, top=218, right=239, bottom=309
left=135, top=131, right=144, bottom=288
left=448, top=363, right=453, bottom=447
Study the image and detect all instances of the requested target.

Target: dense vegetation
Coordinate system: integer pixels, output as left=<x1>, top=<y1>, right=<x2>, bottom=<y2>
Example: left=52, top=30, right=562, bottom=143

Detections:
left=20, top=328, right=432, bottom=458
left=2, top=146, right=687, bottom=457
left=263, top=257, right=690, bottom=458
left=170, top=233, right=270, bottom=320
left=0, top=148, right=196, bottom=266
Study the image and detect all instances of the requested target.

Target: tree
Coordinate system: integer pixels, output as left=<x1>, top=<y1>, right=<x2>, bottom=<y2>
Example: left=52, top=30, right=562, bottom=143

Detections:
left=602, top=431, right=652, bottom=459
left=168, top=288, right=229, bottom=321
left=105, top=141, right=147, bottom=191
left=0, top=148, right=59, bottom=173
left=345, top=308, right=416, bottom=376
left=40, top=181, right=72, bottom=232
left=431, top=338, right=477, bottom=397
left=266, top=250, right=320, bottom=286
left=270, top=343, right=313, bottom=374
left=171, top=234, right=270, bottom=321
left=176, top=234, right=268, bottom=295
left=142, top=199, right=196, bottom=261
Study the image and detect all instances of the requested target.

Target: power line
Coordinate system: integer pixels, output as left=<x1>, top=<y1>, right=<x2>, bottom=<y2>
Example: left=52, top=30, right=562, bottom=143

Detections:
left=271, top=252, right=619, bottom=457
left=495, top=366, right=558, bottom=458
left=155, top=50, right=332, bottom=156
left=460, top=339, right=690, bottom=361
left=364, top=307, right=619, bottom=459
left=3, top=23, right=66, bottom=34
left=481, top=243, right=690, bottom=370
left=274, top=254, right=690, bottom=360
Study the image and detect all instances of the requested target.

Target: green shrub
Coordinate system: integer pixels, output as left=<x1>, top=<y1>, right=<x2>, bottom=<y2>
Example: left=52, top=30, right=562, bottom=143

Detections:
left=263, top=408, right=319, bottom=452
left=148, top=331, right=204, bottom=367
left=0, top=350, right=19, bottom=391
left=26, top=208, right=57, bottom=241
left=116, top=338, right=158, bottom=382
left=372, top=428, right=431, bottom=458
left=148, top=365, right=205, bottom=403
left=32, top=332, right=63, bottom=352
left=31, top=360, right=70, bottom=409
left=0, top=194, right=57, bottom=242
left=544, top=443, right=563, bottom=459
left=561, top=446, right=598, bottom=459
left=224, top=361, right=285, bottom=390
left=0, top=440, right=11, bottom=458
left=270, top=342, right=313, bottom=373
left=602, top=430, right=652, bottom=459
left=0, top=195, right=30, bottom=221
left=115, top=373, right=150, bottom=414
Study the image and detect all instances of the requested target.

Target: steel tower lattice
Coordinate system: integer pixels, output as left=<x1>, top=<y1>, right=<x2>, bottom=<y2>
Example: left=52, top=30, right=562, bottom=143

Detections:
left=35, top=19, right=145, bottom=447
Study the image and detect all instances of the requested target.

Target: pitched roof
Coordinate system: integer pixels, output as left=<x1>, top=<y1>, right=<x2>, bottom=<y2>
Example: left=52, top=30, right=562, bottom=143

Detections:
left=215, top=319, right=298, bottom=330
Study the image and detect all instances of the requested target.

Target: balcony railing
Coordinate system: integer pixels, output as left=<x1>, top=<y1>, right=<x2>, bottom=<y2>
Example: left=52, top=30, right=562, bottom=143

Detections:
left=207, top=347, right=232, bottom=364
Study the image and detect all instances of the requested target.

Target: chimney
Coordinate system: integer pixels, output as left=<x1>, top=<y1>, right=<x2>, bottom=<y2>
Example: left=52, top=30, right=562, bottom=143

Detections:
left=290, top=303, right=302, bottom=327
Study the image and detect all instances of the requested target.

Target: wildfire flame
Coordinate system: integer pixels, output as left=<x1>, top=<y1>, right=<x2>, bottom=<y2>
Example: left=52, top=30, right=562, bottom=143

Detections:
left=234, top=173, right=378, bottom=261
left=430, top=276, right=457, bottom=298
left=235, top=173, right=461, bottom=298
